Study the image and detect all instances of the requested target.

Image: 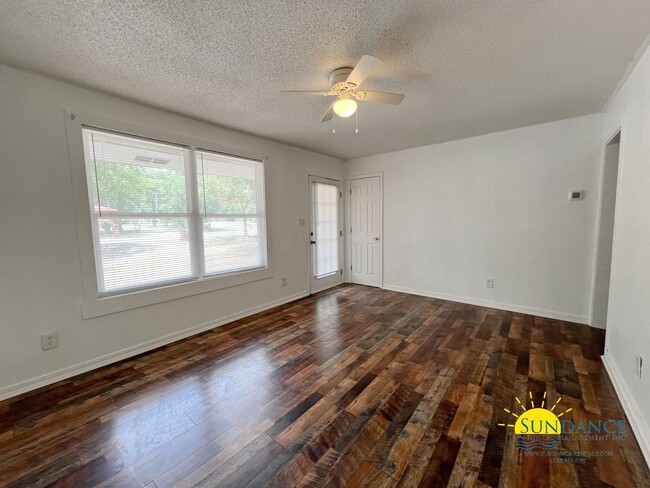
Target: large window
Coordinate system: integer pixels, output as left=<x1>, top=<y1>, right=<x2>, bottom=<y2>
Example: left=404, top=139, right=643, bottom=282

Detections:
left=82, top=127, right=266, bottom=295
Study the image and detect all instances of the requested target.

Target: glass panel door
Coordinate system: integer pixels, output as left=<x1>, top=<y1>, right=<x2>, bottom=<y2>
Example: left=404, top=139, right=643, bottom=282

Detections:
left=314, top=182, right=339, bottom=277
left=309, top=176, right=342, bottom=292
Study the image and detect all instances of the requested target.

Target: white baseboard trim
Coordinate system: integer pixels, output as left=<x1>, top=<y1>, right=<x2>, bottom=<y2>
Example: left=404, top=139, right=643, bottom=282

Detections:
left=0, top=291, right=309, bottom=402
left=381, top=284, right=587, bottom=324
left=310, top=278, right=345, bottom=295
left=602, top=353, right=650, bottom=467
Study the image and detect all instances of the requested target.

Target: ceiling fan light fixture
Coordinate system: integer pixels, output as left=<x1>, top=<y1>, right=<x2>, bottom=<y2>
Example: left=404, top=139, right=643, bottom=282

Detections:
left=333, top=97, right=357, bottom=118
left=282, top=55, right=404, bottom=124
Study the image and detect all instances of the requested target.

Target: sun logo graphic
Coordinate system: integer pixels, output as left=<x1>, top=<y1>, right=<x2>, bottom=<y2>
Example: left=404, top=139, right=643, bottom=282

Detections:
left=499, top=391, right=572, bottom=434
left=498, top=391, right=573, bottom=450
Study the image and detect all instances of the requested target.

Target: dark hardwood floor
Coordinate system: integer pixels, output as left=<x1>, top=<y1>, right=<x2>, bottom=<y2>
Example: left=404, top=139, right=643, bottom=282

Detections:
left=0, top=285, right=648, bottom=487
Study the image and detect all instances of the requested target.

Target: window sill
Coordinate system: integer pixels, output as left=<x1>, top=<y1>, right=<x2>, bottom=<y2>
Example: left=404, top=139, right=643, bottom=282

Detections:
left=81, top=266, right=274, bottom=318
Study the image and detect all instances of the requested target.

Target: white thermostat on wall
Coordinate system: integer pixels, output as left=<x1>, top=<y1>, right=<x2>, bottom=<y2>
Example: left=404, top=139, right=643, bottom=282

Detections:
left=568, top=190, right=585, bottom=201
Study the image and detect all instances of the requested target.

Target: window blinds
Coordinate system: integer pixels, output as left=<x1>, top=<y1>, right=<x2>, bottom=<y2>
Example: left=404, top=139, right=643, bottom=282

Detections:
left=313, top=182, right=339, bottom=277
left=82, top=127, right=267, bottom=295
left=196, top=150, right=266, bottom=276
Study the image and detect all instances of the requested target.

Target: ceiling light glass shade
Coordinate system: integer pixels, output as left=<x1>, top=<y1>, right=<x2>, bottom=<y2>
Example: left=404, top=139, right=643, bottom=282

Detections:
left=333, top=98, right=357, bottom=118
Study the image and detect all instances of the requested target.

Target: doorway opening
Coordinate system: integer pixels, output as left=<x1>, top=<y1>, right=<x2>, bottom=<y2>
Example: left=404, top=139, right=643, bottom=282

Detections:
left=591, top=130, right=621, bottom=329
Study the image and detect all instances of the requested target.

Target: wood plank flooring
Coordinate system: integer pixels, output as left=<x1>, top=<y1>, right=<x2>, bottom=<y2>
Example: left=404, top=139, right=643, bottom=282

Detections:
left=0, top=284, right=648, bottom=487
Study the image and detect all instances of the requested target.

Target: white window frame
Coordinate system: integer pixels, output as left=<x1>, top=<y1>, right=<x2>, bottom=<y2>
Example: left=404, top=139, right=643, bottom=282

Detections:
left=195, top=148, right=268, bottom=279
left=66, top=111, right=273, bottom=318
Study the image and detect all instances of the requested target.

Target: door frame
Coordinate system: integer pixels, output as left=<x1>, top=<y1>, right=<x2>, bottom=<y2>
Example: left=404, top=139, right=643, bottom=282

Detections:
left=308, top=175, right=344, bottom=294
left=347, top=172, right=383, bottom=288
left=590, top=127, right=623, bottom=339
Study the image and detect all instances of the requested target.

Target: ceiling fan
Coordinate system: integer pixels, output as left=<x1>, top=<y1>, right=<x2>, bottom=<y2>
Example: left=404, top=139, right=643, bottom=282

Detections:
left=282, top=55, right=405, bottom=122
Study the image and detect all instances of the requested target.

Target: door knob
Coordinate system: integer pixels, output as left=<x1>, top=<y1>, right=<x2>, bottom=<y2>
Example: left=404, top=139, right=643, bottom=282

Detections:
left=373, top=236, right=380, bottom=241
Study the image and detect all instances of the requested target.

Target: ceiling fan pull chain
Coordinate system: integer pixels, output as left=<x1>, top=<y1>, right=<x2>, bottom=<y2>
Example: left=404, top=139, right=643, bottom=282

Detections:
left=355, top=108, right=359, bottom=134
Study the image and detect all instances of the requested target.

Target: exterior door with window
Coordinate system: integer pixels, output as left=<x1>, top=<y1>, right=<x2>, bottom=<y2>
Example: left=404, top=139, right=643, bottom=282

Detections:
left=350, top=176, right=381, bottom=287
left=309, top=176, right=342, bottom=293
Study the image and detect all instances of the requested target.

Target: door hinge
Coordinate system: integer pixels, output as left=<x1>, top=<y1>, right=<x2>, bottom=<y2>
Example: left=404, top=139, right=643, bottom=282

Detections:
left=350, top=265, right=352, bottom=270
left=350, top=227, right=352, bottom=233
left=340, top=191, right=342, bottom=198
left=340, top=269, right=343, bottom=275
left=340, top=230, right=342, bottom=237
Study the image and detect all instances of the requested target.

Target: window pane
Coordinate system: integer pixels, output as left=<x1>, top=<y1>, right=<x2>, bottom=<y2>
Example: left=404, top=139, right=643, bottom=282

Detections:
left=196, top=151, right=260, bottom=215
left=95, top=217, right=192, bottom=293
left=81, top=127, right=268, bottom=296
left=203, top=218, right=263, bottom=275
left=84, top=129, right=188, bottom=214
left=314, top=183, right=339, bottom=277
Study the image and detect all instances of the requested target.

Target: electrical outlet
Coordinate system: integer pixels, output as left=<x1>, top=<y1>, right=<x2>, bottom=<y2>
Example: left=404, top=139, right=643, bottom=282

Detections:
left=281, top=276, right=287, bottom=286
left=636, top=355, right=643, bottom=379
left=41, top=333, right=59, bottom=351
left=485, top=278, right=494, bottom=289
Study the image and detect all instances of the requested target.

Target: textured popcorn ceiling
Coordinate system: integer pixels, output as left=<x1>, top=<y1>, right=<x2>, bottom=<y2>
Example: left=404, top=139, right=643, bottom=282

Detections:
left=1, top=1, right=649, bottom=159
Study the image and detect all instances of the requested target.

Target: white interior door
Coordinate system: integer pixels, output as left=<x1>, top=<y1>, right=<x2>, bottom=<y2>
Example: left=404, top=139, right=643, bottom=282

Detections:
left=309, top=176, right=342, bottom=293
left=350, top=176, right=381, bottom=287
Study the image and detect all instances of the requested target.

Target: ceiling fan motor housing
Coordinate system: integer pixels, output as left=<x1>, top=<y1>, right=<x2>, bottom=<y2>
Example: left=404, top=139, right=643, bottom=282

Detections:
left=329, top=67, right=356, bottom=93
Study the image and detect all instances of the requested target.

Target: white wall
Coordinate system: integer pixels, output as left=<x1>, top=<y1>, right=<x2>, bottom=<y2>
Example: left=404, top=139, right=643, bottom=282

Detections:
left=0, top=64, right=343, bottom=400
left=346, top=114, right=604, bottom=323
left=601, top=43, right=650, bottom=463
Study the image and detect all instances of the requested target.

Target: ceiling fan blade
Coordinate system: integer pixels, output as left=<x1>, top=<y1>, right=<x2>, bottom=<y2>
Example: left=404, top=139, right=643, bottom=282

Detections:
left=282, top=91, right=333, bottom=96
left=346, top=55, right=382, bottom=88
left=359, top=91, right=405, bottom=105
left=321, top=102, right=335, bottom=122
